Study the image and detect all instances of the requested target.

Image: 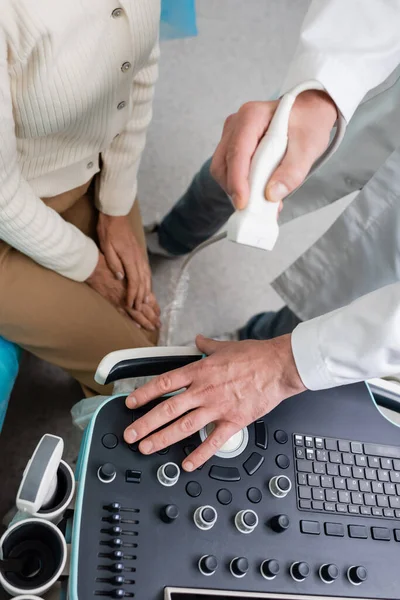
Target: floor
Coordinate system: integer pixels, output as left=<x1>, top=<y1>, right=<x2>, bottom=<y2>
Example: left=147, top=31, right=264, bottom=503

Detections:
left=0, top=2, right=398, bottom=579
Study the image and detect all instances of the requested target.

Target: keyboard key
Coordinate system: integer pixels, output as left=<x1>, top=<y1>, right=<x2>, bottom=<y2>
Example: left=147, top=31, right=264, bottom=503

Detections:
left=299, top=487, right=312, bottom=500
left=299, top=499, right=312, bottom=509
left=371, top=527, right=390, bottom=541
left=312, top=488, right=325, bottom=501
left=384, top=483, right=396, bottom=496
left=329, top=451, right=341, bottom=464
left=305, top=436, right=314, bottom=448
left=346, top=479, right=359, bottom=491
left=368, top=456, right=380, bottom=468
left=381, top=458, right=393, bottom=470
left=372, top=481, right=384, bottom=494
left=363, top=493, right=376, bottom=506
left=364, top=443, right=400, bottom=460
left=352, top=467, right=365, bottom=479
left=300, top=520, right=320, bottom=534
left=390, top=471, right=400, bottom=483
left=395, top=529, right=400, bottom=541
left=338, top=439, right=350, bottom=452
left=351, top=442, right=363, bottom=454
left=315, top=437, right=324, bottom=449
left=378, top=470, right=390, bottom=482
left=359, top=480, right=371, bottom=493
left=355, top=455, right=367, bottom=467
left=336, top=503, right=347, bottom=513
left=324, top=502, right=336, bottom=512
left=306, top=448, right=315, bottom=460
left=384, top=508, right=395, bottom=518
left=312, top=501, right=324, bottom=510
left=297, top=460, right=313, bottom=473
left=295, top=435, right=304, bottom=446
left=343, top=453, right=355, bottom=465
left=255, top=420, right=268, bottom=449
left=348, top=505, right=360, bottom=514
left=326, top=463, right=339, bottom=476
left=298, top=473, right=307, bottom=485
left=360, top=506, right=372, bottom=516
left=372, top=507, right=383, bottom=516
left=365, top=468, right=377, bottom=480
left=389, top=496, right=400, bottom=509
left=340, top=465, right=352, bottom=478
left=325, top=438, right=337, bottom=451
left=338, top=491, right=350, bottom=504
left=396, top=510, right=400, bottom=518
left=348, top=525, right=368, bottom=539
left=321, top=476, right=333, bottom=488
left=325, top=522, right=344, bottom=537
left=313, top=462, right=326, bottom=475
left=325, top=489, right=338, bottom=503
left=334, top=477, right=346, bottom=490
left=296, top=447, right=306, bottom=459
left=397, top=484, right=400, bottom=495
left=308, top=474, right=320, bottom=487
left=394, top=459, right=400, bottom=471
left=377, top=495, right=389, bottom=508
left=351, top=492, right=363, bottom=505
left=316, top=450, right=328, bottom=462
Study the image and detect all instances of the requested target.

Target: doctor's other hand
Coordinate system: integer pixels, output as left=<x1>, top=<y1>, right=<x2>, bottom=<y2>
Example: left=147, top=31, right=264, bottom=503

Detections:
left=210, top=90, right=338, bottom=210
left=123, top=334, right=306, bottom=470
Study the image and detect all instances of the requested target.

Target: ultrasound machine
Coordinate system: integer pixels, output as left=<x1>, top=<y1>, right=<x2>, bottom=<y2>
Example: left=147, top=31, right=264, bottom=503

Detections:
left=1, top=347, right=400, bottom=600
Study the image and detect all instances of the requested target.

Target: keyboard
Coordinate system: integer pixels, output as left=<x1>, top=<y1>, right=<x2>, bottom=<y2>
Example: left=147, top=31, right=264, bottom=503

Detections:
left=294, top=434, right=400, bottom=520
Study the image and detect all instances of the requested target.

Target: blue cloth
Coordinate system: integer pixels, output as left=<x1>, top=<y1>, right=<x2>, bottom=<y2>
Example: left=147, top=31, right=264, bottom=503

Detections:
left=0, top=338, right=21, bottom=433
left=160, top=0, right=198, bottom=40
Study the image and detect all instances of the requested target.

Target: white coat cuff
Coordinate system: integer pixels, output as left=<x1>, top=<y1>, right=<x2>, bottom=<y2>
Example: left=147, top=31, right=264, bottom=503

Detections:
left=291, top=320, right=337, bottom=391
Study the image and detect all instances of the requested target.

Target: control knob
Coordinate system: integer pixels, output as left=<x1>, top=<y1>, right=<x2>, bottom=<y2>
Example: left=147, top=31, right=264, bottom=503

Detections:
left=157, top=462, right=180, bottom=487
left=260, top=559, right=280, bottom=580
left=198, top=555, right=218, bottom=576
left=347, top=565, right=367, bottom=585
left=270, top=514, right=290, bottom=532
left=230, top=557, right=249, bottom=578
left=320, top=563, right=339, bottom=584
left=98, top=463, right=117, bottom=483
left=235, top=509, right=258, bottom=534
left=194, top=505, right=218, bottom=530
left=290, top=561, right=310, bottom=582
left=160, top=504, right=179, bottom=523
left=269, top=475, right=291, bottom=498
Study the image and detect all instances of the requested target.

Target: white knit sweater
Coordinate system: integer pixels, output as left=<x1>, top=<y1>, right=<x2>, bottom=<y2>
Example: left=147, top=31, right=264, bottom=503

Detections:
left=0, top=0, right=160, bottom=281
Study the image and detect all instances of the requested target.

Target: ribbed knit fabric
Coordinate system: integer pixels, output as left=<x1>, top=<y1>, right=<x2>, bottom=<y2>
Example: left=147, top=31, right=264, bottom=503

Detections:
left=0, top=0, right=160, bottom=281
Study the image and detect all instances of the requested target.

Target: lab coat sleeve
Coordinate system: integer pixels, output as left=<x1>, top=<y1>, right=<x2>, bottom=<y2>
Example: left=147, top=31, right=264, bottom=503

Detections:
left=291, top=282, right=400, bottom=390
left=281, top=0, right=400, bottom=122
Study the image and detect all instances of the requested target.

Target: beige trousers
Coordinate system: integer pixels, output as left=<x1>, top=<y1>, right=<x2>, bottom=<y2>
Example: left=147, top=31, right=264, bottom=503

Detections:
left=0, top=178, right=158, bottom=396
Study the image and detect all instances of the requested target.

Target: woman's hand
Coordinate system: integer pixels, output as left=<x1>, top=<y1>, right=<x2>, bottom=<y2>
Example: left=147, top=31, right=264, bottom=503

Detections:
left=210, top=90, right=338, bottom=210
left=123, top=334, right=306, bottom=470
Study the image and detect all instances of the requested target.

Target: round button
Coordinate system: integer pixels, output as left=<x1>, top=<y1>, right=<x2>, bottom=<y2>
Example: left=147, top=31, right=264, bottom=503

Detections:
left=230, top=557, right=249, bottom=578
left=98, top=463, right=116, bottom=483
left=260, top=559, right=280, bottom=580
left=217, top=488, right=232, bottom=505
left=186, top=481, right=202, bottom=498
left=247, top=487, right=262, bottom=503
left=276, top=454, right=290, bottom=469
left=320, top=564, right=339, bottom=584
left=160, top=504, right=179, bottom=523
left=121, top=61, right=132, bottom=72
left=102, top=434, right=118, bottom=449
left=158, top=447, right=169, bottom=455
left=200, top=424, right=248, bottom=458
left=202, top=508, right=215, bottom=523
left=290, top=561, right=310, bottom=582
left=270, top=514, right=290, bottom=533
left=117, top=101, right=127, bottom=110
left=87, top=161, right=94, bottom=170
left=269, top=475, right=292, bottom=498
left=194, top=505, right=217, bottom=530
left=198, top=555, right=218, bottom=576
left=235, top=510, right=258, bottom=534
left=157, top=462, right=180, bottom=487
left=347, top=565, right=367, bottom=585
left=274, top=430, right=288, bottom=444
left=111, top=8, right=124, bottom=18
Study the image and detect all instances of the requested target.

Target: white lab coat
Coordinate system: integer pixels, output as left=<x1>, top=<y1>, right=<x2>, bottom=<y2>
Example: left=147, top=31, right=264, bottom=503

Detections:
left=273, top=0, right=400, bottom=390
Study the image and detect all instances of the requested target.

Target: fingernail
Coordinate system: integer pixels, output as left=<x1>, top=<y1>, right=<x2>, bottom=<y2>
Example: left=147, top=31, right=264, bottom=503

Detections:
left=184, top=461, right=194, bottom=472
left=140, top=439, right=153, bottom=454
left=149, top=325, right=156, bottom=331
left=266, top=181, right=289, bottom=202
left=115, top=272, right=124, bottom=281
left=145, top=295, right=150, bottom=304
left=125, top=429, right=137, bottom=443
left=126, top=396, right=137, bottom=408
left=135, top=323, right=141, bottom=329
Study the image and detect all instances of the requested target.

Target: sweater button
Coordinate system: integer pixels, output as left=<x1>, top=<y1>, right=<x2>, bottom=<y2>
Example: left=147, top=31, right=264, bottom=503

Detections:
left=87, top=161, right=94, bottom=169
left=121, top=62, right=131, bottom=73
left=111, top=8, right=124, bottom=18
left=117, top=101, right=126, bottom=110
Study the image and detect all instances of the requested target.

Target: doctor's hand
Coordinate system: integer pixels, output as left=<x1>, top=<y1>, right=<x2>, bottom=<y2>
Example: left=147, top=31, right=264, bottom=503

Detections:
left=210, top=90, right=337, bottom=210
left=123, top=334, right=306, bottom=471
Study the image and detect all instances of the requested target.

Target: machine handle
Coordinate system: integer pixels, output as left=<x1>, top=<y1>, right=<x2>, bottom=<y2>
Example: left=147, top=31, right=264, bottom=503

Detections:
left=227, top=80, right=327, bottom=251
left=95, top=346, right=203, bottom=385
